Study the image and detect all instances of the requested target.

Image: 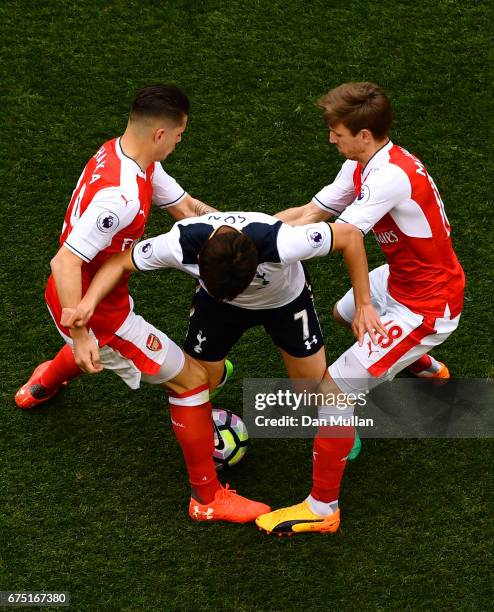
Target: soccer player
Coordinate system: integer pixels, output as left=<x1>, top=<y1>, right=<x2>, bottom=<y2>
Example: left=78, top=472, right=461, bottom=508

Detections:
left=15, top=84, right=269, bottom=524
left=61, top=211, right=385, bottom=532
left=255, top=82, right=465, bottom=535
left=61, top=212, right=385, bottom=400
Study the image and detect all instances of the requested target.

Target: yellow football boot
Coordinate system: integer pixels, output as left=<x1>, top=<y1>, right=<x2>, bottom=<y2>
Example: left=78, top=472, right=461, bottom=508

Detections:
left=256, top=500, right=340, bottom=535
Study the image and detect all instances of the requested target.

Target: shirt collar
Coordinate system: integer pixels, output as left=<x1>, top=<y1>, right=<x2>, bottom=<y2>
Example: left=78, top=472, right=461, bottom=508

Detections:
left=362, top=139, right=393, bottom=175
left=116, top=137, right=147, bottom=177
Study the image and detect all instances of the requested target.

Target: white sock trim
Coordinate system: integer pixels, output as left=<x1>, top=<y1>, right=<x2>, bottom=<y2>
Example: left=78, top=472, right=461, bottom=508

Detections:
left=169, top=387, right=210, bottom=407
left=306, top=494, right=338, bottom=517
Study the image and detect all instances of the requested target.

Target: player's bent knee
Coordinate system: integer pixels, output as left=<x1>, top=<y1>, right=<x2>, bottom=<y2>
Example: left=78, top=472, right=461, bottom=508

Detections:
left=163, top=354, right=210, bottom=396
left=328, top=348, right=380, bottom=395
left=318, top=368, right=347, bottom=396
left=183, top=357, right=209, bottom=390
left=196, top=359, right=225, bottom=392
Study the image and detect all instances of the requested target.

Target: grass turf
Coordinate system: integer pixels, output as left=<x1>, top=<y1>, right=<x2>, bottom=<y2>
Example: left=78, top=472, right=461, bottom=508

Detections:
left=1, top=1, right=493, bottom=610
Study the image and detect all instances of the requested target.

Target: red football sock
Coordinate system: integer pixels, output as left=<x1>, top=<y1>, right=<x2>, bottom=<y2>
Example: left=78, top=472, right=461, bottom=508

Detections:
left=311, top=424, right=355, bottom=503
left=168, top=384, right=221, bottom=504
left=40, top=344, right=82, bottom=389
left=408, top=353, right=432, bottom=374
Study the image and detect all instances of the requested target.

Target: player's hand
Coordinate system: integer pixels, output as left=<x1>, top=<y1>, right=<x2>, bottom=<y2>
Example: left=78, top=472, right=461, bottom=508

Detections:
left=352, top=304, right=388, bottom=346
left=61, top=303, right=94, bottom=329
left=71, top=328, right=102, bottom=374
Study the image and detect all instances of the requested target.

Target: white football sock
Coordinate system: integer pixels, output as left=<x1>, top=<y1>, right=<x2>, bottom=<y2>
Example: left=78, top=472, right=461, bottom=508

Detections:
left=306, top=494, right=338, bottom=517
left=424, top=355, right=441, bottom=374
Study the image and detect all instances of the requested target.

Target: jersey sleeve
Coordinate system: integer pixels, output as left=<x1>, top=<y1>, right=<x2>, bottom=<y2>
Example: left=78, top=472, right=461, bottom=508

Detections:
left=336, top=164, right=411, bottom=234
left=312, top=160, right=358, bottom=215
left=131, top=229, right=181, bottom=272
left=276, top=222, right=333, bottom=265
left=152, top=162, right=187, bottom=209
left=64, top=187, right=140, bottom=262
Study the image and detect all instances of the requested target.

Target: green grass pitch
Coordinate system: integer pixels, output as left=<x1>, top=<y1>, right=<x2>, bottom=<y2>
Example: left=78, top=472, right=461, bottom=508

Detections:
left=1, top=1, right=493, bottom=610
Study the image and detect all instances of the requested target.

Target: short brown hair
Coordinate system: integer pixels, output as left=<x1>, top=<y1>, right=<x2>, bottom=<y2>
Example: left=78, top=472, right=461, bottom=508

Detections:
left=318, top=82, right=392, bottom=139
left=130, top=84, right=190, bottom=125
left=198, top=230, right=258, bottom=301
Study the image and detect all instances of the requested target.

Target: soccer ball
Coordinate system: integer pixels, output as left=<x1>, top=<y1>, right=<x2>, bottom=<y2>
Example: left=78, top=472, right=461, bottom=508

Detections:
left=212, top=408, right=249, bottom=469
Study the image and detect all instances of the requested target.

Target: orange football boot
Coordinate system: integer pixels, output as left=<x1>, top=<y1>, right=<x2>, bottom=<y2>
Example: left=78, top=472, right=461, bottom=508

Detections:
left=15, top=361, right=68, bottom=409
left=189, top=484, right=270, bottom=523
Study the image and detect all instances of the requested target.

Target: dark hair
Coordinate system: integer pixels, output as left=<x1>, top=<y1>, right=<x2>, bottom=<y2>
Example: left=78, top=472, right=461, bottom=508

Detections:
left=198, top=230, right=258, bottom=301
left=130, top=84, right=190, bottom=125
left=318, top=82, right=392, bottom=139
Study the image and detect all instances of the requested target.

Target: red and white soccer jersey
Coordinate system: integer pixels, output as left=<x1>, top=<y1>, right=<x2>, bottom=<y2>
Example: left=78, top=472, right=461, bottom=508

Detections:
left=313, top=141, right=465, bottom=319
left=45, top=137, right=186, bottom=359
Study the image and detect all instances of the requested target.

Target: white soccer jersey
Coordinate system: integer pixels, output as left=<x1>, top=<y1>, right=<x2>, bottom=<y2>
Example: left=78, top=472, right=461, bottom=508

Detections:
left=132, top=212, right=333, bottom=309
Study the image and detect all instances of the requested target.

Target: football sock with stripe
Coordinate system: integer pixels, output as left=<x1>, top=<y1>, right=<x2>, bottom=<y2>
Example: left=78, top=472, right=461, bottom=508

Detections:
left=409, top=353, right=440, bottom=375
left=40, top=344, right=82, bottom=389
left=168, top=384, right=221, bottom=504
left=310, top=405, right=355, bottom=505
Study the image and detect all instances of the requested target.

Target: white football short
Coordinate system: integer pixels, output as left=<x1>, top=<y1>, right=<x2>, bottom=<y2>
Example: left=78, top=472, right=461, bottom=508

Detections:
left=50, top=308, right=185, bottom=390
left=329, top=264, right=461, bottom=395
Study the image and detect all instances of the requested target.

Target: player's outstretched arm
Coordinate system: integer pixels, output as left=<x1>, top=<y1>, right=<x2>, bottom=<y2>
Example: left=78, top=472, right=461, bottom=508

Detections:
left=166, top=194, right=218, bottom=220
left=61, top=250, right=136, bottom=330
left=275, top=201, right=331, bottom=225
left=330, top=223, right=387, bottom=346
